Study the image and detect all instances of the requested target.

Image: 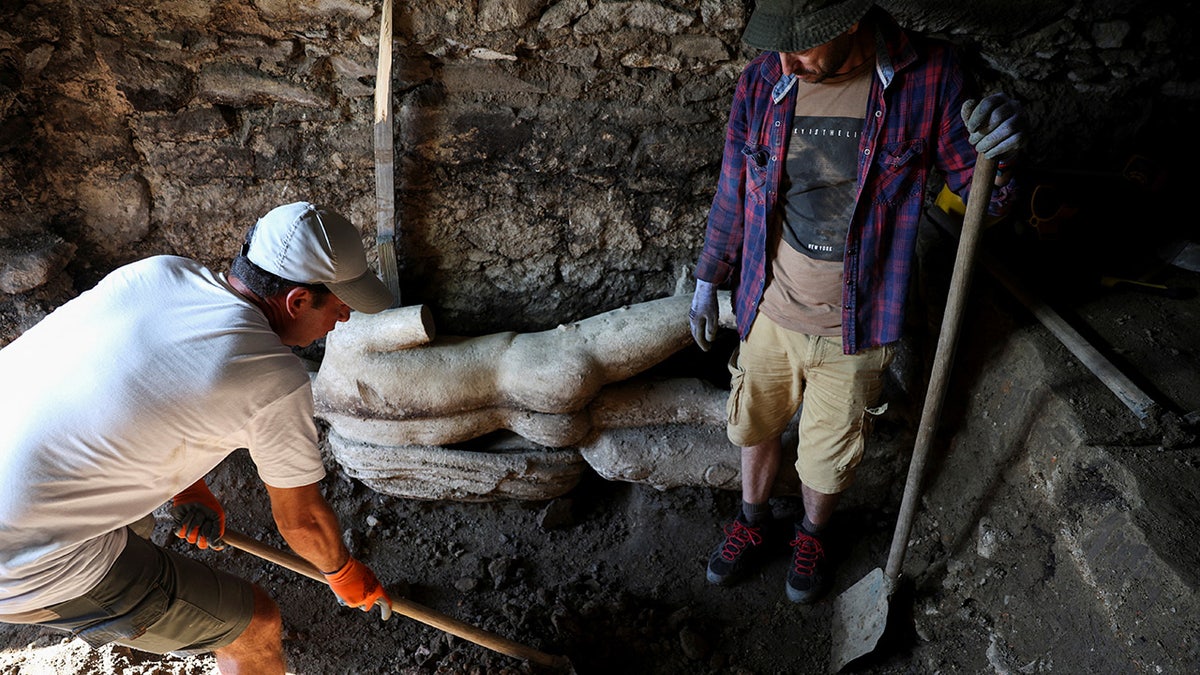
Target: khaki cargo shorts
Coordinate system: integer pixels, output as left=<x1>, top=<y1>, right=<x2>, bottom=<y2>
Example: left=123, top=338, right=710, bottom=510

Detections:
left=727, top=313, right=893, bottom=494
left=30, top=529, right=254, bottom=655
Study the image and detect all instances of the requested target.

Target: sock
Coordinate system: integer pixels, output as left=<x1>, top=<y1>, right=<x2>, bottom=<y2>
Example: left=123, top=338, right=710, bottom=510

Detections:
left=800, top=516, right=824, bottom=537
left=741, top=501, right=771, bottom=526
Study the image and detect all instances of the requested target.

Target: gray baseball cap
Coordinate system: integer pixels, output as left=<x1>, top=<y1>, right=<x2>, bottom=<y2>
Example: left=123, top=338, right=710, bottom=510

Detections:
left=247, top=201, right=394, bottom=314
left=743, top=0, right=874, bottom=53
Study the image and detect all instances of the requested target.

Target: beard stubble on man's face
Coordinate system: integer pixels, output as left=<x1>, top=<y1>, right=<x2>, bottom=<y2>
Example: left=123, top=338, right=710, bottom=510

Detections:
left=781, top=30, right=862, bottom=84
left=796, top=35, right=855, bottom=83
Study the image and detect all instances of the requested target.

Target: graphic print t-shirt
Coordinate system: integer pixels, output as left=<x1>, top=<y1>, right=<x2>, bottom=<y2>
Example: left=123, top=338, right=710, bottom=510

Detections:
left=759, top=62, right=872, bottom=336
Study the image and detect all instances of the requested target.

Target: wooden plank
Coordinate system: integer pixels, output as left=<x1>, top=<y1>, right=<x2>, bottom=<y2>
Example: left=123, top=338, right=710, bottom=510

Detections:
left=978, top=250, right=1160, bottom=420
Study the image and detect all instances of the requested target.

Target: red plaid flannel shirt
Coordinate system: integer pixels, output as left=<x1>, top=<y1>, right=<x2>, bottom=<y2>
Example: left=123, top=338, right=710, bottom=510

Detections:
left=695, top=10, right=1017, bottom=354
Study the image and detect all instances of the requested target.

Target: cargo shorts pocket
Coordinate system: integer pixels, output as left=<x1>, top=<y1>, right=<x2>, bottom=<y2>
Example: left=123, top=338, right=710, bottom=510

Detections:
left=726, top=348, right=746, bottom=427
left=74, top=585, right=170, bottom=648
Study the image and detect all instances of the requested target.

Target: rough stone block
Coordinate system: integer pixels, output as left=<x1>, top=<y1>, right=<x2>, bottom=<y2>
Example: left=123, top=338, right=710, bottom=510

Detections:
left=0, top=234, right=76, bottom=295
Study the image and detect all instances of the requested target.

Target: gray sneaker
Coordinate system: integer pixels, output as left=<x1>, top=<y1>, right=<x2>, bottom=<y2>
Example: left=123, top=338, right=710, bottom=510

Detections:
left=706, top=514, right=766, bottom=585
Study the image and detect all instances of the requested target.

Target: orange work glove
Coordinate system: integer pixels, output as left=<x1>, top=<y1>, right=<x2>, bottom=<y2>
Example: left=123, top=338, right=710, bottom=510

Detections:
left=170, top=480, right=226, bottom=550
left=323, top=557, right=393, bottom=621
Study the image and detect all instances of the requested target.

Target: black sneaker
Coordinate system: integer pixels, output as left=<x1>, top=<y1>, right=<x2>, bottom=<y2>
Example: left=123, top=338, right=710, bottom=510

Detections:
left=706, top=514, right=766, bottom=585
left=785, top=524, right=828, bottom=603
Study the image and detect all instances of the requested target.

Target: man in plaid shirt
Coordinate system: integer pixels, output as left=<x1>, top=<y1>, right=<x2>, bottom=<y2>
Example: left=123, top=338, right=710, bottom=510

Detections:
left=689, top=0, right=1023, bottom=603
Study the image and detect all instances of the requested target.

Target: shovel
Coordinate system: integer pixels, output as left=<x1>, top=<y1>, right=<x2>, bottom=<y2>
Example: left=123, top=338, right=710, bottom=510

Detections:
left=220, top=528, right=573, bottom=671
left=830, top=155, right=998, bottom=672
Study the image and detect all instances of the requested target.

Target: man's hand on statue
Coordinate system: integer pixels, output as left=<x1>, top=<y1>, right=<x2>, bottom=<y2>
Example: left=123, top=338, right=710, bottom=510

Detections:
left=689, top=279, right=719, bottom=352
left=961, top=92, right=1025, bottom=159
left=323, top=557, right=393, bottom=621
left=170, top=480, right=227, bottom=551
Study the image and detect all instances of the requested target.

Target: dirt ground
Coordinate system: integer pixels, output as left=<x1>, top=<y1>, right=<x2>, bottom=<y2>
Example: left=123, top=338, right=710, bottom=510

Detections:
left=2, top=177, right=1198, bottom=674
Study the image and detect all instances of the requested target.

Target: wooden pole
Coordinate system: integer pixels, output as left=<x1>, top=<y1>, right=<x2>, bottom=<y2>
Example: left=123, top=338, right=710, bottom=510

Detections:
left=374, top=0, right=400, bottom=306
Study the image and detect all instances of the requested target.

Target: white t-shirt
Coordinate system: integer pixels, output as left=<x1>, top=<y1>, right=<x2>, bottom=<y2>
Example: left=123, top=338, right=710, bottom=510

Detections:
left=0, top=255, right=326, bottom=613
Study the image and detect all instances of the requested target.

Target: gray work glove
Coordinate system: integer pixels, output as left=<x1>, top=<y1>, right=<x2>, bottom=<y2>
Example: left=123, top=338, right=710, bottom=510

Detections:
left=689, top=279, right=719, bottom=352
left=170, top=480, right=227, bottom=551
left=961, top=93, right=1025, bottom=159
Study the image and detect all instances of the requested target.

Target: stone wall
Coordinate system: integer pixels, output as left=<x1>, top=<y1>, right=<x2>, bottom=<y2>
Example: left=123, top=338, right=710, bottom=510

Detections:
left=1, top=0, right=1196, bottom=343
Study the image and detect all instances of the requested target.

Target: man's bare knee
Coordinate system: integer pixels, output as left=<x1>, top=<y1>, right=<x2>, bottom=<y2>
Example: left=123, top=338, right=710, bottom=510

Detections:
left=213, top=585, right=284, bottom=675
left=239, top=585, right=283, bottom=645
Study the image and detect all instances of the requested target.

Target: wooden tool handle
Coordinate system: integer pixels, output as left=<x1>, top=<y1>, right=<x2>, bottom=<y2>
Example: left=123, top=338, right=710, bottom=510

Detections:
left=884, top=155, right=997, bottom=580
left=221, top=529, right=570, bottom=669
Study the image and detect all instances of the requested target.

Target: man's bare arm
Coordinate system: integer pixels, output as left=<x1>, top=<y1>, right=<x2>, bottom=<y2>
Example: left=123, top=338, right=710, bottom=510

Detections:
left=264, top=482, right=348, bottom=574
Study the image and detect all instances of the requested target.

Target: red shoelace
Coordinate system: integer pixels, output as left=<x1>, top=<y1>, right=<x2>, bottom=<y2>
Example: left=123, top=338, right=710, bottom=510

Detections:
left=719, top=520, right=764, bottom=561
left=789, top=530, right=825, bottom=575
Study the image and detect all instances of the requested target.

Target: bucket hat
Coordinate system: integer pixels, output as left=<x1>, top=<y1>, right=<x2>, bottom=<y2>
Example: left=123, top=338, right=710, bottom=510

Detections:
left=743, top=0, right=874, bottom=53
left=247, top=201, right=394, bottom=313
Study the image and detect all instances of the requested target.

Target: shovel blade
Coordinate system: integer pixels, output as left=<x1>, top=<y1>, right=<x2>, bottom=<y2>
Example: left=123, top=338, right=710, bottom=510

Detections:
left=829, top=567, right=895, bottom=673
left=1159, top=239, right=1200, bottom=272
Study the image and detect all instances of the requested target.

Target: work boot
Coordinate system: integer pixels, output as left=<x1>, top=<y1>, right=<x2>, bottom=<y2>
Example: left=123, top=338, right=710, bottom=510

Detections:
left=706, top=514, right=767, bottom=585
left=785, top=523, right=828, bottom=603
